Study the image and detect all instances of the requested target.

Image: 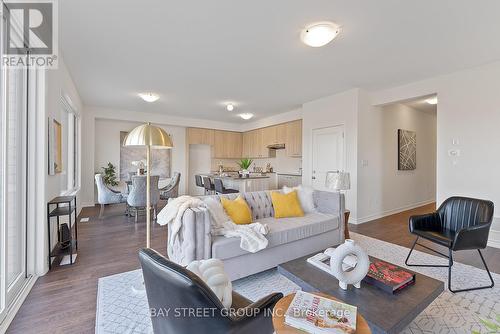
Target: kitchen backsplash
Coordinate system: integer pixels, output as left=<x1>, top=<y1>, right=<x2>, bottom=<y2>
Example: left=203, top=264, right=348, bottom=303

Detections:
left=211, top=149, right=302, bottom=174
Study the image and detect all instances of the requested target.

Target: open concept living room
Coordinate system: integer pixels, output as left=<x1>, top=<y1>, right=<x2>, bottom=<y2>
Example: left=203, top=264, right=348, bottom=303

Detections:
left=2, top=1, right=500, bottom=333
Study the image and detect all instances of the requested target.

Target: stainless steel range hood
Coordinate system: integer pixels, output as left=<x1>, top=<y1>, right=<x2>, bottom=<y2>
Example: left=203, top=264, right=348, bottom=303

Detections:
left=267, top=143, right=286, bottom=149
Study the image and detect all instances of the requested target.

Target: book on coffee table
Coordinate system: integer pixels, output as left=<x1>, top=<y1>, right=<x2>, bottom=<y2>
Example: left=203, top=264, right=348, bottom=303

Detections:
left=364, top=259, right=415, bottom=293
left=285, top=291, right=357, bottom=334
left=307, top=250, right=415, bottom=294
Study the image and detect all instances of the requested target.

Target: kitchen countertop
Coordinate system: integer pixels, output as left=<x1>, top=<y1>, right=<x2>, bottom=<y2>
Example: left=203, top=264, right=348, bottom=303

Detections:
left=204, top=174, right=271, bottom=180
left=276, top=172, right=302, bottom=176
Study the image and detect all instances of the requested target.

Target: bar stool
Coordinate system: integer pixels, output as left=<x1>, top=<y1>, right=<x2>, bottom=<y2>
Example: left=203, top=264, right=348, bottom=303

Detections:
left=214, top=178, right=239, bottom=194
left=195, top=175, right=205, bottom=193
left=202, top=176, right=216, bottom=195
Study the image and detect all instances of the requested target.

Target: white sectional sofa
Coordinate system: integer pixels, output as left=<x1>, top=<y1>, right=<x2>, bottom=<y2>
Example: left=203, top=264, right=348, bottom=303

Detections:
left=167, top=190, right=345, bottom=280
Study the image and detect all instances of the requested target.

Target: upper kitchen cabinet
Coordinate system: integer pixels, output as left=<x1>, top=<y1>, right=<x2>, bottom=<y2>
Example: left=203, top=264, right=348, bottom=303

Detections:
left=243, top=129, right=274, bottom=158
left=213, top=130, right=242, bottom=158
left=186, top=127, right=214, bottom=145
left=286, top=120, right=302, bottom=157
left=261, top=126, right=277, bottom=147
left=276, top=123, right=287, bottom=144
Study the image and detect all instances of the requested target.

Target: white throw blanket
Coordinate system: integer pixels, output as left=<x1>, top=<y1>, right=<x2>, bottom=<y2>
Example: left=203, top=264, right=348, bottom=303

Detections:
left=156, top=196, right=269, bottom=258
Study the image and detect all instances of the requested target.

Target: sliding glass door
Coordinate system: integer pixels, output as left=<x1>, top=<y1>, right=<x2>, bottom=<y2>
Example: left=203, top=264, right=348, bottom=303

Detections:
left=0, top=2, right=29, bottom=323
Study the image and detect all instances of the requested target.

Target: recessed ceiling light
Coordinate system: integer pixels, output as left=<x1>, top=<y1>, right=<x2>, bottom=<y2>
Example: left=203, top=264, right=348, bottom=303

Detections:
left=239, top=113, right=254, bottom=120
left=301, top=22, right=340, bottom=47
left=226, top=104, right=234, bottom=111
left=139, top=92, right=160, bottom=103
left=425, top=97, right=438, bottom=105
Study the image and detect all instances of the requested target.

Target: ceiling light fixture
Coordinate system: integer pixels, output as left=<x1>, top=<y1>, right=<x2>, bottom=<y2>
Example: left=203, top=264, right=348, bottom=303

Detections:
left=301, top=21, right=340, bottom=47
left=239, top=113, right=254, bottom=120
left=425, top=97, right=438, bottom=105
left=226, top=104, right=234, bottom=111
left=139, top=92, right=160, bottom=103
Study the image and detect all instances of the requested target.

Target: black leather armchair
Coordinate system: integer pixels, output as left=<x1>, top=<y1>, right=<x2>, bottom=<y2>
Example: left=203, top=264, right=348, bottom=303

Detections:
left=405, top=196, right=495, bottom=292
left=138, top=248, right=283, bottom=334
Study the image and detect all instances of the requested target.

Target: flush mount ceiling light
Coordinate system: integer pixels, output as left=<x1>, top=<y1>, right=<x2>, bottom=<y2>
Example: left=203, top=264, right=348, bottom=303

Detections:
left=425, top=97, right=438, bottom=105
left=226, top=103, right=234, bottom=111
left=139, top=92, right=160, bottom=103
left=239, top=113, right=254, bottom=120
left=301, top=21, right=340, bottom=47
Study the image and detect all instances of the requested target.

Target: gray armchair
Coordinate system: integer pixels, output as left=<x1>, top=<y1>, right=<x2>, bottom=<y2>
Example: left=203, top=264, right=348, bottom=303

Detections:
left=127, top=175, right=160, bottom=223
left=160, top=172, right=181, bottom=200
left=95, top=174, right=127, bottom=218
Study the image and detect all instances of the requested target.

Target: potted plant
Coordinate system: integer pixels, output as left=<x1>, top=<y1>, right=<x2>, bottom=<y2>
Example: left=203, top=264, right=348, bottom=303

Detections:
left=237, top=158, right=253, bottom=178
left=102, top=162, right=119, bottom=186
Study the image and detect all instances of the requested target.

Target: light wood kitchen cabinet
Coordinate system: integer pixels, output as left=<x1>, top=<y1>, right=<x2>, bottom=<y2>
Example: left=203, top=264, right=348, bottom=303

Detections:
left=213, top=130, right=242, bottom=158
left=275, top=123, right=287, bottom=144
left=186, top=127, right=214, bottom=145
left=285, top=120, right=302, bottom=157
left=242, top=129, right=273, bottom=158
left=261, top=126, right=277, bottom=147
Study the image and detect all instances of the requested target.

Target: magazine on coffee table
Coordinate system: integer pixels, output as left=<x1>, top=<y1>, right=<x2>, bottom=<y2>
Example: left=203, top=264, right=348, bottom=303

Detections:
left=307, top=249, right=415, bottom=294
left=285, top=291, right=357, bottom=334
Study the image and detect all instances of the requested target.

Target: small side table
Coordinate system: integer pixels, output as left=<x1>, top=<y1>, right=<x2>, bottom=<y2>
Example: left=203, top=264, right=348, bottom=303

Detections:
left=272, top=292, right=371, bottom=334
left=47, top=195, right=78, bottom=270
left=344, top=209, right=351, bottom=239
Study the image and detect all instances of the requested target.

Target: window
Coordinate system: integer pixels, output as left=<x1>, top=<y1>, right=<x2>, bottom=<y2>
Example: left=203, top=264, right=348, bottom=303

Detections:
left=0, top=2, right=30, bottom=324
left=60, top=95, right=79, bottom=193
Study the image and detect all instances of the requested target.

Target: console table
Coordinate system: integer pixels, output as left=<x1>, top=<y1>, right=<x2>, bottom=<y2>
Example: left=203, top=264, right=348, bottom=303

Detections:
left=47, top=195, right=78, bottom=269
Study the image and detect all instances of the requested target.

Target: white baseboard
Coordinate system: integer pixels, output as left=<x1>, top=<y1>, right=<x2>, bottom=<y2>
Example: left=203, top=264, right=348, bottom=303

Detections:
left=0, top=275, right=37, bottom=333
left=81, top=202, right=96, bottom=208
left=353, top=199, right=436, bottom=225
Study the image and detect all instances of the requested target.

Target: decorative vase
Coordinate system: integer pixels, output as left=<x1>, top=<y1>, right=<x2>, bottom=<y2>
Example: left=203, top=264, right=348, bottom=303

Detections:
left=329, top=239, right=370, bottom=290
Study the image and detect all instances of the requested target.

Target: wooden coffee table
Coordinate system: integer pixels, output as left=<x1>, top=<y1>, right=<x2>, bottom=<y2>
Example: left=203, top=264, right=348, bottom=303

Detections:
left=278, top=254, right=444, bottom=334
left=273, top=292, right=371, bottom=334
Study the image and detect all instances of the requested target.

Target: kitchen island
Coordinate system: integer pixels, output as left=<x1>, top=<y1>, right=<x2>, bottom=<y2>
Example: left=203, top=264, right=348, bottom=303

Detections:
left=204, top=174, right=273, bottom=193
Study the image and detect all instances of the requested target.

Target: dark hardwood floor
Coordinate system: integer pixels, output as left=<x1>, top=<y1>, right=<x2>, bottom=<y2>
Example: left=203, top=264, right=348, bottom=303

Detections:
left=6, top=202, right=500, bottom=333
left=350, top=203, right=500, bottom=274
left=7, top=203, right=168, bottom=334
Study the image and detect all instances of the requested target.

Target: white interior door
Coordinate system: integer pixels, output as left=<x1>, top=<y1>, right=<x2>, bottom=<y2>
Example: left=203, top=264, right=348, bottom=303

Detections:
left=188, top=144, right=211, bottom=196
left=312, top=126, right=345, bottom=190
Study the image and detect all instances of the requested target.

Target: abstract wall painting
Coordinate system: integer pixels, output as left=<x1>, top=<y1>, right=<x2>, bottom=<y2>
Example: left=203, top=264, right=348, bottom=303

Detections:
left=398, top=129, right=416, bottom=170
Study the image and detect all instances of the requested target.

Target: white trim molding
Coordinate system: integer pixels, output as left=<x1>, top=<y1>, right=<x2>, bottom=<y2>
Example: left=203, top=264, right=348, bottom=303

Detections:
left=352, top=199, right=436, bottom=225
left=0, top=275, right=37, bottom=333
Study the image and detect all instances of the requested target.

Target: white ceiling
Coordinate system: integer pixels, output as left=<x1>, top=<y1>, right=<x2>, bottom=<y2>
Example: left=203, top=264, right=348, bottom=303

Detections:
left=60, top=0, right=500, bottom=123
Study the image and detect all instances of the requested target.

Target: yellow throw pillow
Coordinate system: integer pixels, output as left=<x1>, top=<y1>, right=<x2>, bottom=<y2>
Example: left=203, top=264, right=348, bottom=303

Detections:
left=271, top=190, right=305, bottom=218
left=221, top=196, right=252, bottom=225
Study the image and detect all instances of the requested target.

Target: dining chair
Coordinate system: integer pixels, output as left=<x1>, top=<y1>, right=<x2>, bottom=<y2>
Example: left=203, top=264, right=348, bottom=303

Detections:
left=127, top=175, right=160, bottom=223
left=95, top=174, right=127, bottom=219
left=160, top=172, right=181, bottom=200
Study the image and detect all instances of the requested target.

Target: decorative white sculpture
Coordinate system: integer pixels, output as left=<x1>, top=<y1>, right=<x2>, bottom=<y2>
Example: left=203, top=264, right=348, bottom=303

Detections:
left=329, top=239, right=370, bottom=290
left=186, top=258, right=233, bottom=308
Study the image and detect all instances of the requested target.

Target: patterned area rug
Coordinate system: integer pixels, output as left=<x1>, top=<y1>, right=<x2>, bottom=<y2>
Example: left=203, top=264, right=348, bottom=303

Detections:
left=96, top=233, right=499, bottom=333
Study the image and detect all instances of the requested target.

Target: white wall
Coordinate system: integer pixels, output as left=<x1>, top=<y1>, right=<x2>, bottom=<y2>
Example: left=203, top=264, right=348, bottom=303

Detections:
left=93, top=118, right=187, bottom=198
left=357, top=102, right=436, bottom=223
left=301, top=89, right=359, bottom=221
left=81, top=106, right=244, bottom=206
left=370, top=60, right=500, bottom=246
left=36, top=57, right=83, bottom=275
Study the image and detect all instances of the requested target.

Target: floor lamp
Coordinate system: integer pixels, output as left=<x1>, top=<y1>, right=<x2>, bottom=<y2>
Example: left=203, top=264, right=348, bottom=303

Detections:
left=123, top=122, right=173, bottom=248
